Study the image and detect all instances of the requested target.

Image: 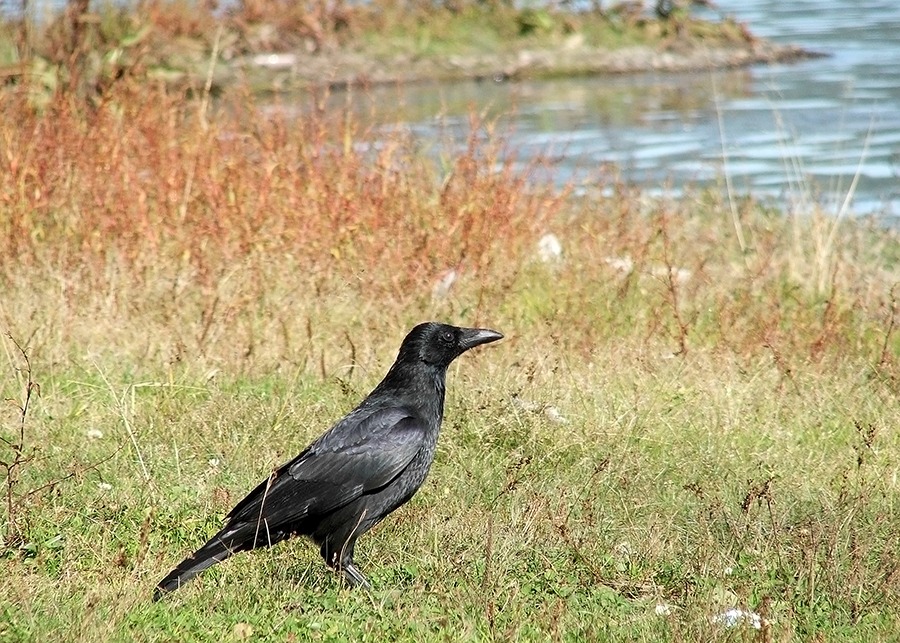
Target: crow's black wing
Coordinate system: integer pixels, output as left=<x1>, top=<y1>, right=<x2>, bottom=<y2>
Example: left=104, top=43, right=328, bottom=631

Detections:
left=224, top=407, right=425, bottom=528
left=154, top=408, right=425, bottom=598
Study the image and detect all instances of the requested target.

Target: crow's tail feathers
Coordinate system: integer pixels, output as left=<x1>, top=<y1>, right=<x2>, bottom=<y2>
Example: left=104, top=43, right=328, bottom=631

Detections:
left=153, top=534, right=241, bottom=601
left=153, top=515, right=289, bottom=601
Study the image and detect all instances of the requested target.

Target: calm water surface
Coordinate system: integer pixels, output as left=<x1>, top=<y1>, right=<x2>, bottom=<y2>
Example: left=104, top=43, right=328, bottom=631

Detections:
left=345, top=0, right=900, bottom=222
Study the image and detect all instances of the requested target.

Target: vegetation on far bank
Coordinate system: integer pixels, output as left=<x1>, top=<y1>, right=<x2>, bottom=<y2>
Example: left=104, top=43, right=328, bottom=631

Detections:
left=0, top=0, right=817, bottom=96
left=1, top=79, right=899, bottom=640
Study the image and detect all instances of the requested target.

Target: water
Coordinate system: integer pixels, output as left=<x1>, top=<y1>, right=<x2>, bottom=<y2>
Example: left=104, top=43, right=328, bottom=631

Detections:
left=346, top=1, right=900, bottom=222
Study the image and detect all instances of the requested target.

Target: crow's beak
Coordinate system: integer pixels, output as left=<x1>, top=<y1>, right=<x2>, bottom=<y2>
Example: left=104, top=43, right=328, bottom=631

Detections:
left=459, top=328, right=504, bottom=351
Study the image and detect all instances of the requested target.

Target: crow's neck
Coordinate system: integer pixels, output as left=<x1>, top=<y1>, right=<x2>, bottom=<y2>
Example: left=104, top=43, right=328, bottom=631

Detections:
left=376, top=361, right=446, bottom=423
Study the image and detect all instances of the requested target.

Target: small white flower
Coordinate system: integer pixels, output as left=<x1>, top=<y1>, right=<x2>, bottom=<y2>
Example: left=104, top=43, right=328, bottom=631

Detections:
left=537, top=233, right=563, bottom=263
left=98, top=482, right=112, bottom=491
left=712, top=608, right=762, bottom=629
left=724, top=566, right=734, bottom=576
left=208, top=457, right=220, bottom=468
left=655, top=603, right=672, bottom=616
left=86, top=429, right=103, bottom=440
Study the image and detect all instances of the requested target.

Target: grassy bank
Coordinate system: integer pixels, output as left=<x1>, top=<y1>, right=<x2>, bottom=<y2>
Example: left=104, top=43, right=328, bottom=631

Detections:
left=1, top=83, right=899, bottom=641
left=0, top=0, right=815, bottom=95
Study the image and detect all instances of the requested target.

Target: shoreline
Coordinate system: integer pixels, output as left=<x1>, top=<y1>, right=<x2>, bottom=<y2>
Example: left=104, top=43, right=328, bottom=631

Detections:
left=0, top=5, right=827, bottom=94
left=215, top=39, right=823, bottom=92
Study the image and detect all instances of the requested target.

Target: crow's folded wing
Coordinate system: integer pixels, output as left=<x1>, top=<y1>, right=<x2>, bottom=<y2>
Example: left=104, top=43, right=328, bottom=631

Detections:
left=224, top=407, right=424, bottom=527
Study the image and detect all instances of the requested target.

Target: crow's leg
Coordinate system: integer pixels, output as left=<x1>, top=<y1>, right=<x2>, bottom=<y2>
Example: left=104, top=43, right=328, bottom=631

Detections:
left=342, top=561, right=371, bottom=590
left=321, top=537, right=371, bottom=590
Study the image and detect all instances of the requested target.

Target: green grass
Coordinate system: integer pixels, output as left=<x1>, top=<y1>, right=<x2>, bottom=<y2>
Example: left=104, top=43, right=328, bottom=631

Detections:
left=2, top=278, right=898, bottom=640
left=357, top=6, right=656, bottom=58
left=3, top=333, right=898, bottom=640
left=1, top=82, right=899, bottom=640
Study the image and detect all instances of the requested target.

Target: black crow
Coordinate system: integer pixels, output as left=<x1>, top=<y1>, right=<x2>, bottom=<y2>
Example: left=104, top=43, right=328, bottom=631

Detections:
left=153, top=322, right=502, bottom=600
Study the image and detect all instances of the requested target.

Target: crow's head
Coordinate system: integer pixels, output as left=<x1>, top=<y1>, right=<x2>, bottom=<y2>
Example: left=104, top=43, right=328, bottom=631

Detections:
left=399, top=322, right=503, bottom=368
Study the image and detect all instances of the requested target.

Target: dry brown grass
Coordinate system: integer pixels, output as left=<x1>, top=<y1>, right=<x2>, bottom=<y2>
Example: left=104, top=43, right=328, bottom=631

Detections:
left=2, top=79, right=898, bottom=376
left=0, top=83, right=561, bottom=289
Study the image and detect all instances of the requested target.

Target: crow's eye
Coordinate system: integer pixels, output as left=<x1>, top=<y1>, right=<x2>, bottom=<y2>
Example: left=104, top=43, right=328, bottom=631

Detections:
left=440, top=330, right=454, bottom=344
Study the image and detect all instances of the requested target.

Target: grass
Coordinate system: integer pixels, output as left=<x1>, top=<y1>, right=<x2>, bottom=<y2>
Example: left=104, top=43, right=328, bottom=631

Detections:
left=0, top=0, right=765, bottom=96
left=0, top=78, right=899, bottom=641
left=356, top=3, right=705, bottom=57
